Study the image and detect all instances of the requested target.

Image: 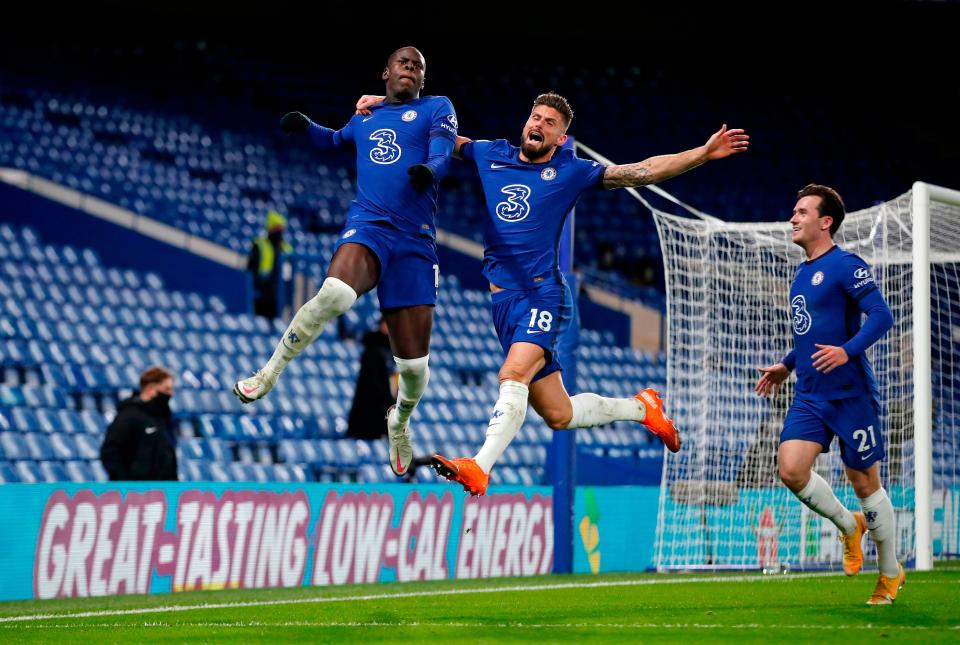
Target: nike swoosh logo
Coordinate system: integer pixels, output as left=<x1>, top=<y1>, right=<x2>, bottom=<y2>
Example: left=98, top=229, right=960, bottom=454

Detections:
left=395, top=452, right=406, bottom=474
left=862, top=452, right=874, bottom=460
left=526, top=329, right=544, bottom=334
left=490, top=163, right=507, bottom=169
left=363, top=116, right=374, bottom=122
left=241, top=386, right=258, bottom=395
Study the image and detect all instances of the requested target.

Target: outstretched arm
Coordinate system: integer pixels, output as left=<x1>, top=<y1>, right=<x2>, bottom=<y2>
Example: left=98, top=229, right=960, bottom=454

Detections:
left=602, top=124, right=748, bottom=189
left=278, top=111, right=352, bottom=151
left=306, top=119, right=352, bottom=150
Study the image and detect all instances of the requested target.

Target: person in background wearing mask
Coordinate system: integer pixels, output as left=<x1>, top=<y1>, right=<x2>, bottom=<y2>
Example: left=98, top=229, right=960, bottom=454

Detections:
left=248, top=210, right=293, bottom=318
left=100, top=366, right=178, bottom=480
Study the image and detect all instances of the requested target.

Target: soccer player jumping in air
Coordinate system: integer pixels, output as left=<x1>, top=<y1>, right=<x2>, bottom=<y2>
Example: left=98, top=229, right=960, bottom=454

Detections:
left=755, top=184, right=902, bottom=604
left=234, top=47, right=458, bottom=478
left=359, top=92, right=749, bottom=495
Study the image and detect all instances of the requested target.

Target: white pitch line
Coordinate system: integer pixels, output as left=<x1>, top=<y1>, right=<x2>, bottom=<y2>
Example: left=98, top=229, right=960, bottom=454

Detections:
left=3, top=621, right=959, bottom=631
left=0, top=572, right=850, bottom=624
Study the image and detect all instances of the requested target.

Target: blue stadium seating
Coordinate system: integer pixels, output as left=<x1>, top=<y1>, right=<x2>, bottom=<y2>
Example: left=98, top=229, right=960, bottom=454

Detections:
left=0, top=80, right=731, bottom=305
left=0, top=221, right=683, bottom=484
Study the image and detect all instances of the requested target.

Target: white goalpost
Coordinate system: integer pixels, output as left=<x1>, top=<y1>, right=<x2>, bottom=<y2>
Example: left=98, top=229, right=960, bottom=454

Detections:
left=576, top=139, right=960, bottom=573
left=911, top=182, right=960, bottom=570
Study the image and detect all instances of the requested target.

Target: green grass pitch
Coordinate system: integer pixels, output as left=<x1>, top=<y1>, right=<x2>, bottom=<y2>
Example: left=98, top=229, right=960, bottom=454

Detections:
left=0, top=569, right=957, bottom=643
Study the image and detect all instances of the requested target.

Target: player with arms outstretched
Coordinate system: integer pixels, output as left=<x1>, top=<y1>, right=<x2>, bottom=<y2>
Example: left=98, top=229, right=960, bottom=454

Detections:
left=360, top=92, right=748, bottom=495
left=755, top=184, right=902, bottom=604
left=234, top=47, right=458, bottom=478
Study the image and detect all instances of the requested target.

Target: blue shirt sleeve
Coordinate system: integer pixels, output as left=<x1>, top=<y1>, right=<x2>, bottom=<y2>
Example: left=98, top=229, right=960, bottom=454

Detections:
left=837, top=253, right=893, bottom=356
left=460, top=140, right=491, bottom=166
left=840, top=253, right=880, bottom=302
left=307, top=117, right=354, bottom=150
left=414, top=99, right=457, bottom=179
left=337, top=117, right=355, bottom=144
left=842, top=288, right=894, bottom=357
left=430, top=98, right=458, bottom=141
left=423, top=135, right=455, bottom=181
left=573, top=155, right=608, bottom=190
left=781, top=349, right=797, bottom=371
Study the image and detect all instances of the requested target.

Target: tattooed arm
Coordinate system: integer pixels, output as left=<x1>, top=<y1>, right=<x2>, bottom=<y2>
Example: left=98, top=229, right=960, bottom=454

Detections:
left=602, top=124, right=749, bottom=189
left=603, top=149, right=705, bottom=188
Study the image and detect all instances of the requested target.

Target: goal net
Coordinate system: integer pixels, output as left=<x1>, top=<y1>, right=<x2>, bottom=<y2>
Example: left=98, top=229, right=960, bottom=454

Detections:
left=647, top=184, right=960, bottom=570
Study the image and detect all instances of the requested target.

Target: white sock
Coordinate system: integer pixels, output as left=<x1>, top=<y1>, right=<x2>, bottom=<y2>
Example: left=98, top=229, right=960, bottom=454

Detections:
left=795, top=471, right=858, bottom=535
left=390, top=355, right=430, bottom=429
left=264, top=277, right=357, bottom=377
left=860, top=487, right=899, bottom=578
left=474, top=380, right=529, bottom=473
left=565, top=392, right=646, bottom=429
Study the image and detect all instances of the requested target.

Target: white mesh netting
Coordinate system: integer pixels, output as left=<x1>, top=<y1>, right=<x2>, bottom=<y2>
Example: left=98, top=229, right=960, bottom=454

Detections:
left=649, top=188, right=960, bottom=570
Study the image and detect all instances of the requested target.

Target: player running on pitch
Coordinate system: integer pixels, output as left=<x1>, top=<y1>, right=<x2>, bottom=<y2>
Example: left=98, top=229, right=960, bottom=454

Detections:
left=755, top=184, right=901, bottom=604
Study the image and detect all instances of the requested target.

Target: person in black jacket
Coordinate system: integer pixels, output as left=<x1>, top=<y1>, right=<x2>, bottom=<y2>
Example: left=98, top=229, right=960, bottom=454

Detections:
left=100, top=366, right=178, bottom=480
left=347, top=319, right=397, bottom=440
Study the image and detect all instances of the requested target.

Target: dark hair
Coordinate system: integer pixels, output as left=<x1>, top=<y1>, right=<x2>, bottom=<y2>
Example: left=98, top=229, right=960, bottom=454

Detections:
left=387, top=46, right=424, bottom=67
left=140, top=366, right=173, bottom=389
left=797, top=183, right=846, bottom=236
left=533, top=92, right=574, bottom=129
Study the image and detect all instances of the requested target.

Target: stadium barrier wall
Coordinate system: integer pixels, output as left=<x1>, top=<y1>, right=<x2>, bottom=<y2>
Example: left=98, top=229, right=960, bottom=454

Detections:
left=0, top=482, right=665, bottom=601
left=657, top=485, right=960, bottom=570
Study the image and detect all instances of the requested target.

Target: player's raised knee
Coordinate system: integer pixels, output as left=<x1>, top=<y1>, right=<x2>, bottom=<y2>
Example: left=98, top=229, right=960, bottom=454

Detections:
left=315, top=277, right=358, bottom=316
left=395, top=354, right=429, bottom=377
left=544, top=413, right=572, bottom=431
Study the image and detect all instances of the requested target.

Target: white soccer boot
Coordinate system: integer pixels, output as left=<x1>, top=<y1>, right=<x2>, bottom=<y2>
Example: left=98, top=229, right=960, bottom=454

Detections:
left=386, top=404, right=414, bottom=476
left=233, top=369, right=277, bottom=404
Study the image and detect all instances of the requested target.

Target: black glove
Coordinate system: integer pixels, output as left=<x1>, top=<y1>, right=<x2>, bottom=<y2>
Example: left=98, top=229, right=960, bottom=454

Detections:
left=408, top=164, right=434, bottom=192
left=280, top=111, right=311, bottom=134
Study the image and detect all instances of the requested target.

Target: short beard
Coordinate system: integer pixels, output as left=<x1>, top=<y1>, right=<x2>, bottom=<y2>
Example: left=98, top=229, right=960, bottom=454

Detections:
left=521, top=136, right=551, bottom=161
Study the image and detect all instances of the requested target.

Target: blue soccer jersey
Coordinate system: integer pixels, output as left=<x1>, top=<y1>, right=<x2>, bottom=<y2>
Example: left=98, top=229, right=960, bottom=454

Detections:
left=316, top=96, right=457, bottom=238
left=460, top=139, right=606, bottom=289
left=784, top=245, right=894, bottom=402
